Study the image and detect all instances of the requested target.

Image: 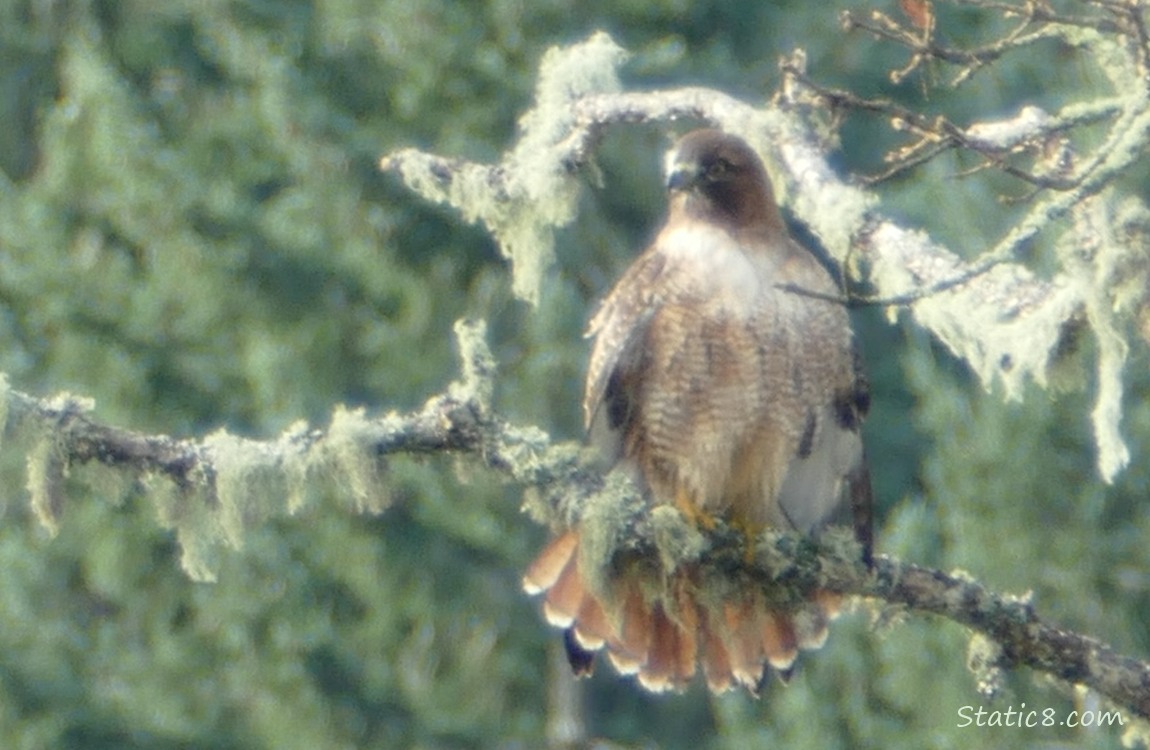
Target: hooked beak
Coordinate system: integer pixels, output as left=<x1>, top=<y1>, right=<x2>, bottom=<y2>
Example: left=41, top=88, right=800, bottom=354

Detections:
left=665, top=161, right=701, bottom=192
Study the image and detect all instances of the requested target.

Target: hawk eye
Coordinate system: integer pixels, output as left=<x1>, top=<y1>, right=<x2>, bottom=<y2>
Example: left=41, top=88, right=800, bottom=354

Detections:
left=706, top=159, right=731, bottom=180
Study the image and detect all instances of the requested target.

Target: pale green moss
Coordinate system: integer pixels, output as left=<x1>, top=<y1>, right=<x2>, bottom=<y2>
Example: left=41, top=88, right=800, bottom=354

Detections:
left=173, top=498, right=223, bottom=584
left=966, top=632, right=1004, bottom=698
left=448, top=318, right=495, bottom=417
left=22, top=393, right=96, bottom=537
left=203, top=429, right=287, bottom=550
left=385, top=33, right=626, bottom=304
left=576, top=469, right=646, bottom=596
left=649, top=504, right=707, bottom=572
left=145, top=467, right=227, bottom=584
left=323, top=405, right=391, bottom=515
left=25, top=436, right=63, bottom=538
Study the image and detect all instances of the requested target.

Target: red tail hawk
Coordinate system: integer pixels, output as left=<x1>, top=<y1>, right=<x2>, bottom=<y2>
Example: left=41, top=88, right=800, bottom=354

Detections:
left=524, top=128, right=872, bottom=693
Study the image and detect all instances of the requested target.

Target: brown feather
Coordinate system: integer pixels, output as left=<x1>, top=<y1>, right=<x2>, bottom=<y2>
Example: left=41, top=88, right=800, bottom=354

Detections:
left=606, top=581, right=652, bottom=676
left=700, top=609, right=735, bottom=693
left=638, top=605, right=679, bottom=692
left=761, top=611, right=800, bottom=671
left=541, top=554, right=585, bottom=628
left=816, top=589, right=845, bottom=620
left=572, top=591, right=613, bottom=651
left=670, top=575, right=700, bottom=687
left=723, top=599, right=766, bottom=691
left=522, top=529, right=578, bottom=595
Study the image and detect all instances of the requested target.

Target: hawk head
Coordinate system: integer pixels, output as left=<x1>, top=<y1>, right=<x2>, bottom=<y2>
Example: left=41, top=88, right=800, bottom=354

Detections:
left=664, top=129, right=784, bottom=234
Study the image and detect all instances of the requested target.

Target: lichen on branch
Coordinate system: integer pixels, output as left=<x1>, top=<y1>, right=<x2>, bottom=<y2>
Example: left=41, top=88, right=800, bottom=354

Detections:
left=379, top=32, right=625, bottom=305
left=2, top=319, right=1150, bottom=726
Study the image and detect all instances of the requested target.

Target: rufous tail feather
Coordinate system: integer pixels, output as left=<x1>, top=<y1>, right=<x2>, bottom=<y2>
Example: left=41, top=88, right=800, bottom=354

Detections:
left=523, top=529, right=845, bottom=694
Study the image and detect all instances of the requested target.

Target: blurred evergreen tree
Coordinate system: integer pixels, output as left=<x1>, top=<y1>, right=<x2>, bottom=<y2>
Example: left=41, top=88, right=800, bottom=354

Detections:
left=0, top=1, right=1142, bottom=748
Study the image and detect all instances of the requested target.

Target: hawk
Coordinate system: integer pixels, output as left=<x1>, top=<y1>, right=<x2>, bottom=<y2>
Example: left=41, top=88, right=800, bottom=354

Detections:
left=523, top=128, right=872, bottom=693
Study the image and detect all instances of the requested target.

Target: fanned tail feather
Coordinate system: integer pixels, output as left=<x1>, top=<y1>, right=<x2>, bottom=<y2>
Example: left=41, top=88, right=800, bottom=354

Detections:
left=761, top=610, right=799, bottom=671
left=522, top=529, right=579, bottom=596
left=523, top=529, right=844, bottom=694
left=700, top=608, right=735, bottom=693
left=606, top=578, right=652, bottom=675
left=637, top=576, right=699, bottom=692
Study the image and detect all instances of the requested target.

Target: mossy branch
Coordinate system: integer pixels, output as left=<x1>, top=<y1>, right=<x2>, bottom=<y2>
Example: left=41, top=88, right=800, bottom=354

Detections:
left=3, top=321, right=1150, bottom=722
left=380, top=32, right=1150, bottom=484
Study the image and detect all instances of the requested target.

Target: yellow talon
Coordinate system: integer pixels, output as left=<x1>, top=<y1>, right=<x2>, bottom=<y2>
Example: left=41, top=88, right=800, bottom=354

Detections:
left=675, top=486, right=716, bottom=530
left=730, top=518, right=763, bottom=564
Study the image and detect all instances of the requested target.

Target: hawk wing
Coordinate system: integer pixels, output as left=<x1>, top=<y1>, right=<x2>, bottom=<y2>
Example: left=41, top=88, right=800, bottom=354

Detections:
left=582, top=247, right=667, bottom=463
left=774, top=335, right=872, bottom=558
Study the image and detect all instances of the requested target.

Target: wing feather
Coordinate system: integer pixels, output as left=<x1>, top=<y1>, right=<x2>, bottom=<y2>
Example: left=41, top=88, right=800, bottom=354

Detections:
left=583, top=248, right=668, bottom=461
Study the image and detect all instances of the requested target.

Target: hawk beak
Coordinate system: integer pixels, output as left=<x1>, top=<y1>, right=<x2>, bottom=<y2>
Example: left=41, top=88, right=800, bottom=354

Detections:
left=665, top=162, right=700, bottom=192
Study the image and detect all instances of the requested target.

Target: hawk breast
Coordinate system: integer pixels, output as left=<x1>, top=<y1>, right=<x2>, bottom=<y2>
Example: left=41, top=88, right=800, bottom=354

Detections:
left=585, top=220, right=860, bottom=533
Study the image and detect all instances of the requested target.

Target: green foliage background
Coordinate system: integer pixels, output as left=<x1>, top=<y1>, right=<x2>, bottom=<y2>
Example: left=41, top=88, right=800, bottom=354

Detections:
left=0, top=1, right=1147, bottom=748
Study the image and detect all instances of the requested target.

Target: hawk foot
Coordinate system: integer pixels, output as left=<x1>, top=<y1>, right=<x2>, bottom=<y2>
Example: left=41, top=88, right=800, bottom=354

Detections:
left=729, top=518, right=764, bottom=564
left=674, top=487, right=717, bottom=530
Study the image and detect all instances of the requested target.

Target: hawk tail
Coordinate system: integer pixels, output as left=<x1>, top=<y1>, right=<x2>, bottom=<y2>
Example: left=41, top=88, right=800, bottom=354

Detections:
left=697, top=587, right=842, bottom=694
left=522, top=529, right=697, bottom=692
left=523, top=530, right=843, bottom=694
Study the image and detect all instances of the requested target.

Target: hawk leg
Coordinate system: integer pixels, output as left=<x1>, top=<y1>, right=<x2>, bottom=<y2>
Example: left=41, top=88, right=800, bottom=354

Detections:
left=674, top=486, right=717, bottom=530
left=729, top=517, right=763, bottom=564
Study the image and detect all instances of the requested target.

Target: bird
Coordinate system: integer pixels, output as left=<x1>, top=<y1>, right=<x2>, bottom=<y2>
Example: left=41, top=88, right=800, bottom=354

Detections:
left=523, top=128, right=872, bottom=694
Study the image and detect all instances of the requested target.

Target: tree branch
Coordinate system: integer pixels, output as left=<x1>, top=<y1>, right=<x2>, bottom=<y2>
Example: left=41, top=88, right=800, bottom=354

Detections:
left=4, top=320, right=1150, bottom=720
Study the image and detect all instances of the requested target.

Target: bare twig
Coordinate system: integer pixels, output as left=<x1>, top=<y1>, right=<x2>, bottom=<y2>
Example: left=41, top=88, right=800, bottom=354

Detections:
left=843, top=0, right=1126, bottom=86
left=780, top=62, right=1122, bottom=188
